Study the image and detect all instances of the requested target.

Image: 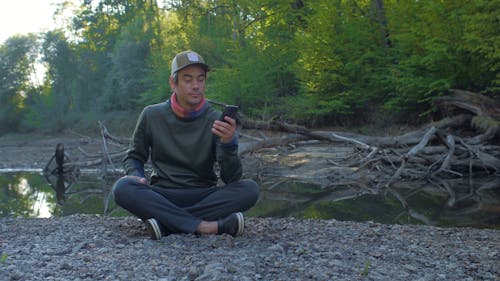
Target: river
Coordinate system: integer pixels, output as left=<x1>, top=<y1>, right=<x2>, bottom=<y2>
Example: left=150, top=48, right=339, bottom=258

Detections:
left=1, top=171, right=498, bottom=229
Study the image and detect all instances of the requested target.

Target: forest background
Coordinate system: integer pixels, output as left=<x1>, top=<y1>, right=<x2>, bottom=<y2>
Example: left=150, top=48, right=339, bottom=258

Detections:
left=0, top=0, right=498, bottom=137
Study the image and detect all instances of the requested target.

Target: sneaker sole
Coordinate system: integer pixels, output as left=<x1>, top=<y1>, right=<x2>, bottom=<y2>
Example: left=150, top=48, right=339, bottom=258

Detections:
left=147, top=218, right=162, bottom=240
left=235, top=212, right=244, bottom=236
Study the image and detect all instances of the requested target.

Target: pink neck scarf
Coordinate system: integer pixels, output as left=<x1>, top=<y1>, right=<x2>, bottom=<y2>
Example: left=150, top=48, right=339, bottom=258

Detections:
left=169, top=92, right=208, bottom=120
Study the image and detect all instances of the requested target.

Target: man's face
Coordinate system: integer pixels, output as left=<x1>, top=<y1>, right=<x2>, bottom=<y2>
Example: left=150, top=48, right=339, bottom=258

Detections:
left=170, top=65, right=206, bottom=110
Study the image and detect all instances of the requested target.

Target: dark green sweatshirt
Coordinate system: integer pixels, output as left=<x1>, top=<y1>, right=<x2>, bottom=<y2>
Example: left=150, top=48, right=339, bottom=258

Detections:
left=123, top=101, right=242, bottom=188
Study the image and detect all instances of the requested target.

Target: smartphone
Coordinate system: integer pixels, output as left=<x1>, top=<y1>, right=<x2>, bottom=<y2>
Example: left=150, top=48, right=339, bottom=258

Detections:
left=219, top=105, right=239, bottom=122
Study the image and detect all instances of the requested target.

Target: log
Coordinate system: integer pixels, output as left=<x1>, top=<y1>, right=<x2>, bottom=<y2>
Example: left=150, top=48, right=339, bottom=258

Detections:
left=241, top=114, right=474, bottom=148
left=46, top=93, right=499, bottom=196
left=385, top=127, right=437, bottom=188
left=239, top=134, right=309, bottom=155
left=434, top=89, right=500, bottom=140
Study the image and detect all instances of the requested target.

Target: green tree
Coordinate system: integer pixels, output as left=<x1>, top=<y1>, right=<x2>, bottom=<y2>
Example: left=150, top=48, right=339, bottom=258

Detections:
left=166, top=0, right=302, bottom=120
left=291, top=0, right=390, bottom=125
left=5, top=0, right=500, bottom=134
left=100, top=17, right=152, bottom=111
left=136, top=9, right=184, bottom=105
left=460, top=0, right=500, bottom=95
left=385, top=0, right=499, bottom=117
left=0, top=35, right=38, bottom=134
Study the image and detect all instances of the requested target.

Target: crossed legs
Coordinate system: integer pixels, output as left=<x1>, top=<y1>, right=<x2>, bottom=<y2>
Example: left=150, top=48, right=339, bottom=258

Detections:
left=112, top=176, right=259, bottom=235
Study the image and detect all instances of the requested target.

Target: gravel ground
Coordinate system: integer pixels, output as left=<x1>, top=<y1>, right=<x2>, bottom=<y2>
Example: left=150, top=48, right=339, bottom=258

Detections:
left=1, top=215, right=499, bottom=281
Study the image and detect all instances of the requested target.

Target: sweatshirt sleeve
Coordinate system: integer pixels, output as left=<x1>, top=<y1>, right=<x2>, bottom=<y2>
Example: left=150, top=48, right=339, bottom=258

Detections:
left=217, top=135, right=242, bottom=184
left=123, top=108, right=150, bottom=177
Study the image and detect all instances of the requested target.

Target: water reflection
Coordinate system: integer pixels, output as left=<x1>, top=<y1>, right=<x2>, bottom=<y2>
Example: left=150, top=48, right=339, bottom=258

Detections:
left=0, top=172, right=125, bottom=218
left=43, top=166, right=79, bottom=204
left=0, top=173, right=54, bottom=217
left=0, top=172, right=498, bottom=229
left=245, top=178, right=500, bottom=229
left=43, top=143, right=80, bottom=204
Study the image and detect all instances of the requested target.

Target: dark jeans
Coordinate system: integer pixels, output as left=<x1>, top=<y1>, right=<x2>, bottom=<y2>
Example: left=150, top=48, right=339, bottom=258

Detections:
left=112, top=176, right=259, bottom=234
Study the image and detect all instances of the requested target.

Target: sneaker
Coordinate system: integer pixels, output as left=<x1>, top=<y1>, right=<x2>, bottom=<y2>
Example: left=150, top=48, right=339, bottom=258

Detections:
left=145, top=218, right=162, bottom=240
left=218, top=212, right=244, bottom=237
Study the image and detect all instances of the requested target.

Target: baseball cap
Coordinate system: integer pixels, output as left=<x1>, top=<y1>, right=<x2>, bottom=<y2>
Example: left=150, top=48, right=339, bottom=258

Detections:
left=171, top=50, right=210, bottom=75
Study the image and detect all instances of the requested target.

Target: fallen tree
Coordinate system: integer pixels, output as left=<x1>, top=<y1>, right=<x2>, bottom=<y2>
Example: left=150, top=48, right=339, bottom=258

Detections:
left=238, top=90, right=499, bottom=190
left=46, top=90, right=499, bottom=189
left=42, top=90, right=499, bottom=219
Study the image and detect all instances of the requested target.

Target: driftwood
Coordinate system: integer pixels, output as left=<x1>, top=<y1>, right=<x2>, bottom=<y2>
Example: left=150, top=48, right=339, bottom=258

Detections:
left=238, top=90, right=499, bottom=191
left=41, top=90, right=499, bottom=219
left=46, top=90, right=499, bottom=192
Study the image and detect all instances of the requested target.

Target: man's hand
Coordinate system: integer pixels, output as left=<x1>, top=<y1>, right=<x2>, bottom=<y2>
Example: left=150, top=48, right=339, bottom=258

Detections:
left=212, top=116, right=237, bottom=143
left=126, top=175, right=148, bottom=184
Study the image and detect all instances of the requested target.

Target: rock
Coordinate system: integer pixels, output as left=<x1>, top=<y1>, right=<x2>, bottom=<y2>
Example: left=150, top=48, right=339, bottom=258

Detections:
left=0, top=215, right=498, bottom=280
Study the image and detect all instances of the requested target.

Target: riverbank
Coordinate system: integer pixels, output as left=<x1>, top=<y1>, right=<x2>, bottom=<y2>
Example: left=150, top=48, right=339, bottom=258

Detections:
left=1, top=134, right=499, bottom=280
left=1, top=215, right=499, bottom=280
left=0, top=133, right=103, bottom=170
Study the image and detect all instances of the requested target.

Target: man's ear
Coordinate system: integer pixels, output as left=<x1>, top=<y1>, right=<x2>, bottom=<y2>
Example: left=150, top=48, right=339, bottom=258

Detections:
left=169, top=76, right=176, bottom=91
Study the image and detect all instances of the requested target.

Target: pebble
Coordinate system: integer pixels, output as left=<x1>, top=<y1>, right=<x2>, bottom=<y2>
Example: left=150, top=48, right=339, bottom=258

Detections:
left=1, top=215, right=499, bottom=280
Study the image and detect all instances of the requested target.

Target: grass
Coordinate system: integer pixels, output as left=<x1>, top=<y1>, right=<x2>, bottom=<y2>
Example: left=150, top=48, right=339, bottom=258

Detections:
left=361, top=260, right=371, bottom=276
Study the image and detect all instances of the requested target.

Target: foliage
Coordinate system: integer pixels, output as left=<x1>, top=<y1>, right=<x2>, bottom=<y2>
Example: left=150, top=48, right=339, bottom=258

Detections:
left=0, top=0, right=498, bottom=134
left=385, top=0, right=499, bottom=113
left=99, top=17, right=152, bottom=111
left=0, top=35, right=38, bottom=134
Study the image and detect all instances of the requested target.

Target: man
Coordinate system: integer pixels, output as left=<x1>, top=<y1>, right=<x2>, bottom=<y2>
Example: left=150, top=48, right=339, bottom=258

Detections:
left=112, top=50, right=259, bottom=240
